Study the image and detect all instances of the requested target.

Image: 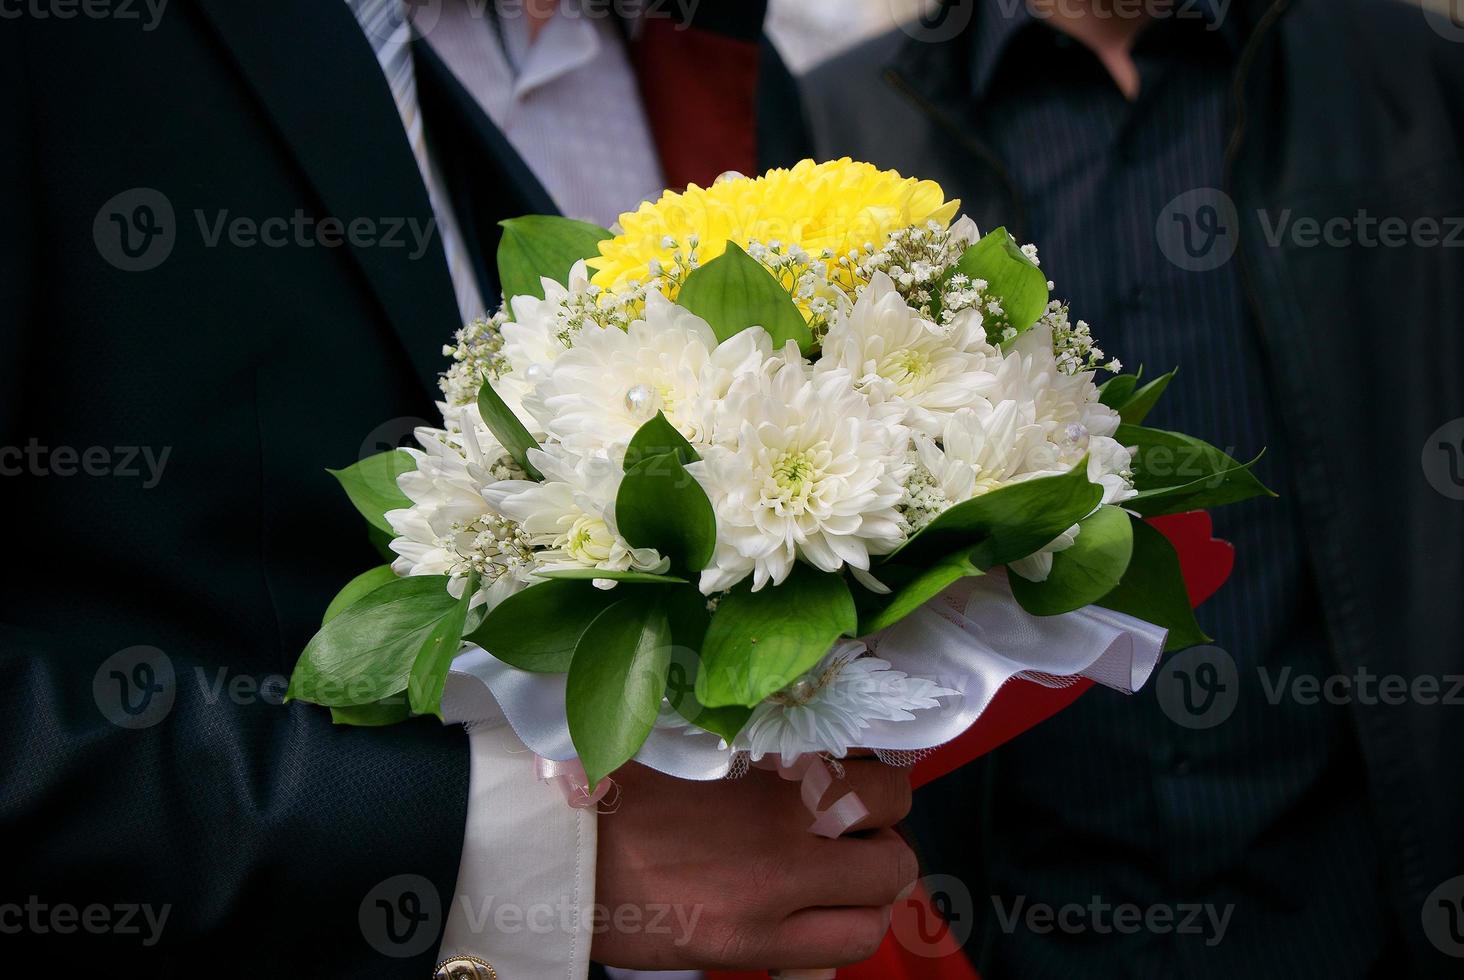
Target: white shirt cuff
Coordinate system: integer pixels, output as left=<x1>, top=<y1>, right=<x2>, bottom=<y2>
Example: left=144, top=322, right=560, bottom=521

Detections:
left=439, top=672, right=598, bottom=979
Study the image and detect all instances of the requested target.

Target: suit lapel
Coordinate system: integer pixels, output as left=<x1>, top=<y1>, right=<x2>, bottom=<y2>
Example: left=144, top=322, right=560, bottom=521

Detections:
left=413, top=36, right=560, bottom=300
left=192, top=0, right=460, bottom=399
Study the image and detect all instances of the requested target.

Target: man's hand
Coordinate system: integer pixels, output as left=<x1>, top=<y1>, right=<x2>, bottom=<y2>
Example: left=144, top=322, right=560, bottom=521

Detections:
left=591, top=760, right=917, bottom=971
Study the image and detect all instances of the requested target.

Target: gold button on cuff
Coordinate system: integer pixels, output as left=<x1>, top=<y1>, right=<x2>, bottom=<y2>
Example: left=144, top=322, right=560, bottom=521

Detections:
left=433, top=954, right=498, bottom=980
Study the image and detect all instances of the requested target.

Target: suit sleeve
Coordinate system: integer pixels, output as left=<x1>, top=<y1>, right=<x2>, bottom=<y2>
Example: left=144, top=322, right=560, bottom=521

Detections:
left=0, top=22, right=468, bottom=976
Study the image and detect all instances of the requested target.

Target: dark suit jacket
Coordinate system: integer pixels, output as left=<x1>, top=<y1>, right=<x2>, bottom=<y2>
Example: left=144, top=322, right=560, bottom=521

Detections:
left=800, top=0, right=1464, bottom=975
left=0, top=1, right=804, bottom=975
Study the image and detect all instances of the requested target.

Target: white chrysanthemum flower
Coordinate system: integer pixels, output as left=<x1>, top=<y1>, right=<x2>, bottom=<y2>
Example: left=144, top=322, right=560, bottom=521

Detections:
left=525, top=291, right=770, bottom=456
left=817, top=271, right=1001, bottom=436
left=738, top=640, right=958, bottom=765
left=486, top=444, right=668, bottom=584
left=501, top=260, right=594, bottom=373
left=690, top=363, right=912, bottom=593
left=895, top=329, right=1137, bottom=583
left=386, top=425, right=537, bottom=609
left=910, top=402, right=1052, bottom=514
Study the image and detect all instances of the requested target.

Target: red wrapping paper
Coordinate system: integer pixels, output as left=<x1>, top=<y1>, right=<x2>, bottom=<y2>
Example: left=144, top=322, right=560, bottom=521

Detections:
left=710, top=511, right=1234, bottom=980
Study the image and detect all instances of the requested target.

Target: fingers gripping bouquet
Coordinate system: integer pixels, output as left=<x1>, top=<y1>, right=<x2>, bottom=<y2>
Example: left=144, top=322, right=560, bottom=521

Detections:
left=289, top=160, right=1271, bottom=804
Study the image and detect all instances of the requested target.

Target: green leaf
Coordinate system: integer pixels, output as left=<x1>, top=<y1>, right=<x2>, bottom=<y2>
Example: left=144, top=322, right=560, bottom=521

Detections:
left=466, top=578, right=622, bottom=673
left=624, top=411, right=699, bottom=469
left=407, top=573, right=477, bottom=718
left=1118, top=424, right=1275, bottom=516
left=328, top=450, right=416, bottom=534
left=1009, top=505, right=1134, bottom=616
left=287, top=575, right=460, bottom=708
left=949, top=227, right=1049, bottom=343
left=1117, top=370, right=1175, bottom=425
left=497, top=215, right=612, bottom=303
left=536, top=568, right=688, bottom=584
left=857, top=552, right=983, bottom=636
left=330, top=694, right=411, bottom=727
left=477, top=380, right=543, bottom=481
left=1098, top=517, right=1210, bottom=652
left=616, top=452, right=717, bottom=573
left=1098, top=370, right=1142, bottom=409
left=676, top=242, right=812, bottom=352
left=323, top=565, right=399, bottom=625
left=659, top=588, right=753, bottom=742
left=566, top=595, right=673, bottom=785
left=891, top=459, right=1103, bottom=570
left=696, top=565, right=857, bottom=708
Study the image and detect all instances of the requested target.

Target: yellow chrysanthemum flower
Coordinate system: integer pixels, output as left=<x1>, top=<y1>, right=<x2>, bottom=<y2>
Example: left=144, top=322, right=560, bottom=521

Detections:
left=587, top=159, right=960, bottom=297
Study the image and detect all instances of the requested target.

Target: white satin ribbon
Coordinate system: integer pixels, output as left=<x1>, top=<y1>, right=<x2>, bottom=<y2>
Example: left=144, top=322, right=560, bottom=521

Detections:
left=447, top=573, right=1168, bottom=782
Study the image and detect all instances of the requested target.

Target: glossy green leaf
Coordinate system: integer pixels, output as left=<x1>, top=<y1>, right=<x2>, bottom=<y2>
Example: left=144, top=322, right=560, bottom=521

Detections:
left=322, top=565, right=399, bottom=625
left=408, top=573, right=477, bottom=718
left=566, top=595, right=673, bottom=785
left=890, top=459, right=1102, bottom=570
left=497, top=215, right=611, bottom=303
left=1098, top=517, right=1210, bottom=652
left=287, top=575, right=459, bottom=708
left=477, top=380, right=543, bottom=481
left=660, top=588, right=753, bottom=742
left=466, top=578, right=622, bottom=673
left=950, top=227, right=1049, bottom=343
left=1009, top=505, right=1134, bottom=616
left=676, top=242, right=812, bottom=352
left=857, top=551, right=983, bottom=636
left=1098, top=370, right=1142, bottom=409
left=330, top=694, right=412, bottom=727
left=328, top=450, right=416, bottom=534
left=624, top=411, right=699, bottom=469
left=1117, top=369, right=1176, bottom=425
left=616, top=452, right=717, bottom=573
left=696, top=565, right=857, bottom=708
left=1118, top=424, right=1275, bottom=516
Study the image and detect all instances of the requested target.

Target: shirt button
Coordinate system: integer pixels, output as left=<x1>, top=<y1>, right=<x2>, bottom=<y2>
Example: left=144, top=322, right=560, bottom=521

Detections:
left=435, top=956, right=498, bottom=980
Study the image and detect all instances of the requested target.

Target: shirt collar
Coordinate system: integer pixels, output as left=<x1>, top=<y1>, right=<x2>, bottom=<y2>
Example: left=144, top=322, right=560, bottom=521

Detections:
left=966, top=0, right=1249, bottom=102
left=493, top=0, right=606, bottom=100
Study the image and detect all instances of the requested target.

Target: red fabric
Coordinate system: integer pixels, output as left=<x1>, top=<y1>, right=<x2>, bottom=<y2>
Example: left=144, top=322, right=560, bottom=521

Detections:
left=708, top=511, right=1236, bottom=980
left=633, top=18, right=760, bottom=191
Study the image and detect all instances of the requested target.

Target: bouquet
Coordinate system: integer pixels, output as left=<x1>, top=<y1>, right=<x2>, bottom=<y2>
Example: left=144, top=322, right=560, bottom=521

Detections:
left=287, top=159, right=1271, bottom=799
